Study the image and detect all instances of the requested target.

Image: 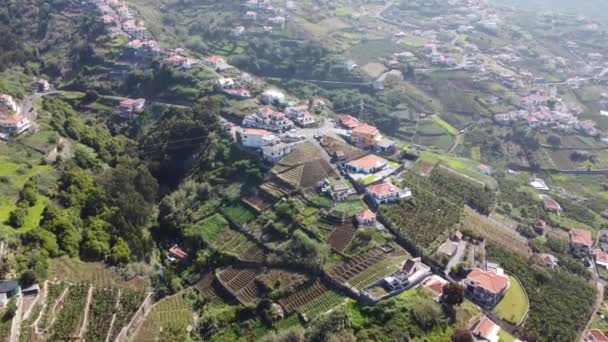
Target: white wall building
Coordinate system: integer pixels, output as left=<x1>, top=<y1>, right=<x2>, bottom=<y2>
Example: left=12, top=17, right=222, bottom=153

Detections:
left=238, top=128, right=278, bottom=148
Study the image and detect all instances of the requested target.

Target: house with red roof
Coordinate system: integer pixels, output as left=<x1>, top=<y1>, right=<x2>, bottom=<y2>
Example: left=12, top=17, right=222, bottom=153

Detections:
left=585, top=329, right=608, bottom=342
left=351, top=123, right=383, bottom=147
left=113, top=98, right=145, bottom=119
left=570, top=229, right=593, bottom=254
left=0, top=115, right=31, bottom=136
left=422, top=275, right=448, bottom=301
left=356, top=209, right=376, bottom=226
left=203, top=55, right=231, bottom=71
left=345, top=154, right=388, bottom=174
left=337, top=114, right=360, bottom=130
left=167, top=244, right=189, bottom=262
left=464, top=267, right=510, bottom=307
left=594, top=249, right=608, bottom=269
left=472, top=317, right=501, bottom=342
left=543, top=198, right=562, bottom=213
left=366, top=182, right=411, bottom=206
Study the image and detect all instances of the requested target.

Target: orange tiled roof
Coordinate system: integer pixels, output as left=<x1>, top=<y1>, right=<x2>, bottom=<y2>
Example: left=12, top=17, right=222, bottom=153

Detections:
left=472, top=317, right=499, bottom=339
left=349, top=154, right=387, bottom=170
left=366, top=182, right=400, bottom=197
left=466, top=268, right=509, bottom=295
left=241, top=128, right=273, bottom=136
left=352, top=123, right=379, bottom=136
left=571, top=229, right=593, bottom=247
left=357, top=209, right=376, bottom=221
left=588, top=329, right=608, bottom=342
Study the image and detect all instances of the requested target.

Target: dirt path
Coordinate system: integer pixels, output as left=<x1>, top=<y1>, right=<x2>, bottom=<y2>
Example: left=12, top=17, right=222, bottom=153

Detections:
left=579, top=280, right=605, bottom=341
left=77, top=285, right=94, bottom=339
left=9, top=295, right=23, bottom=342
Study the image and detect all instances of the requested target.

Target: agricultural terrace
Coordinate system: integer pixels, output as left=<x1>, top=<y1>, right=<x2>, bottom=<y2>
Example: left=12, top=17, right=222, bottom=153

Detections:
left=329, top=248, right=409, bottom=290
left=48, top=257, right=150, bottom=289
left=382, top=173, right=463, bottom=255
left=222, top=202, right=256, bottom=225
left=133, top=291, right=194, bottom=342
left=277, top=281, right=344, bottom=319
left=38, top=282, right=68, bottom=332
left=0, top=298, right=14, bottom=341
left=19, top=298, right=43, bottom=342
left=186, top=213, right=229, bottom=244
left=462, top=208, right=530, bottom=257
left=187, top=213, right=265, bottom=262
left=430, top=166, right=495, bottom=215
left=493, top=275, right=529, bottom=326
left=47, top=284, right=89, bottom=341
left=84, top=288, right=119, bottom=342
left=109, top=288, right=147, bottom=340
left=431, top=114, right=459, bottom=136
left=419, top=151, right=497, bottom=189
left=217, top=267, right=263, bottom=306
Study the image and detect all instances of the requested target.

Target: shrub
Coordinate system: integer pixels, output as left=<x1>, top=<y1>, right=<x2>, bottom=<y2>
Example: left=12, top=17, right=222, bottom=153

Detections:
left=8, top=207, right=27, bottom=228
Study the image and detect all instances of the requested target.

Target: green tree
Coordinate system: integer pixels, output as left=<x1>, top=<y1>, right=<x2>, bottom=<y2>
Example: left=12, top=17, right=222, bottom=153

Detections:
left=108, top=238, right=130, bottom=265
left=441, top=282, right=465, bottom=307
left=8, top=207, right=27, bottom=228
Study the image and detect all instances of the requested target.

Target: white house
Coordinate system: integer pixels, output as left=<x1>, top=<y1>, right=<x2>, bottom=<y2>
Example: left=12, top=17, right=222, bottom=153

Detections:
left=262, top=143, right=294, bottom=163
left=0, top=115, right=31, bottom=135
left=113, top=98, right=146, bottom=119
left=0, top=94, right=18, bottom=113
left=345, top=154, right=387, bottom=174
left=238, top=128, right=278, bottom=148
left=366, top=182, right=411, bottom=206
left=242, top=107, right=294, bottom=132
left=285, top=105, right=316, bottom=127
left=260, top=89, right=286, bottom=105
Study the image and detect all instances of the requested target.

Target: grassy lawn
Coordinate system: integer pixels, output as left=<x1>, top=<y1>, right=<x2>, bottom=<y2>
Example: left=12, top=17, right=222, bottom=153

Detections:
left=498, top=329, right=515, bottom=342
left=419, top=151, right=497, bottom=189
left=493, top=275, right=528, bottom=325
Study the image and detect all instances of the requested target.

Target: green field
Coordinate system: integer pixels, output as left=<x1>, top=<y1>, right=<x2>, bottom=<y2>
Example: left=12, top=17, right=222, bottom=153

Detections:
left=493, top=275, right=529, bottom=325
left=431, top=115, right=459, bottom=136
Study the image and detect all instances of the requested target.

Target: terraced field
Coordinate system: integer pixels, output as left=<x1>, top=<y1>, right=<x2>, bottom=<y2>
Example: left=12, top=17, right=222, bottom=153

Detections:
left=217, top=267, right=263, bottom=306
left=133, top=292, right=194, bottom=342
left=108, top=288, right=147, bottom=341
left=47, top=284, right=89, bottom=341
left=328, top=223, right=357, bottom=253
left=277, top=281, right=335, bottom=315
left=84, top=288, right=119, bottom=342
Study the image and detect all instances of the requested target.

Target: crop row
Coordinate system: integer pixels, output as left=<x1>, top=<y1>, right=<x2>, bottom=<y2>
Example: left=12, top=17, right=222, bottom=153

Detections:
left=109, top=288, right=146, bottom=341
left=348, top=256, right=404, bottom=290
left=328, top=223, right=357, bottom=253
left=84, top=288, right=119, bottom=342
left=39, top=282, right=68, bottom=331
left=19, top=300, right=43, bottom=342
left=48, top=284, right=89, bottom=342
left=278, top=282, right=327, bottom=314
left=298, top=291, right=344, bottom=318
left=329, top=248, right=385, bottom=282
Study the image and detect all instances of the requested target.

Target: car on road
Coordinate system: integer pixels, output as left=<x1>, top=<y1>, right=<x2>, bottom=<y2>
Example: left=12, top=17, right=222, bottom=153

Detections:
left=313, top=134, right=322, bottom=140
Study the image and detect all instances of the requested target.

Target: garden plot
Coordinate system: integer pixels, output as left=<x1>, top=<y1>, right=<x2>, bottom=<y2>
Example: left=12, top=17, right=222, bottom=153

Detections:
left=277, top=281, right=341, bottom=317
left=194, top=274, right=228, bottom=304
left=217, top=267, right=264, bottom=306
left=328, top=223, right=357, bottom=253
left=329, top=248, right=409, bottom=290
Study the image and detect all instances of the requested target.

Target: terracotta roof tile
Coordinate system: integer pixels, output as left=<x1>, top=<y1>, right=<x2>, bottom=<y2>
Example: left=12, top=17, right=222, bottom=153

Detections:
left=466, top=268, right=509, bottom=294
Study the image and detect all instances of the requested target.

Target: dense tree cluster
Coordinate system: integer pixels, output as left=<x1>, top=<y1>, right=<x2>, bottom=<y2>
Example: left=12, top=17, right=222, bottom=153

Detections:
left=488, top=246, right=596, bottom=341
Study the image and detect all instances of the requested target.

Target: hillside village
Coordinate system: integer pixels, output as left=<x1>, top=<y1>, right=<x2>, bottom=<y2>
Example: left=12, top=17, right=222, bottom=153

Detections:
left=3, top=0, right=608, bottom=341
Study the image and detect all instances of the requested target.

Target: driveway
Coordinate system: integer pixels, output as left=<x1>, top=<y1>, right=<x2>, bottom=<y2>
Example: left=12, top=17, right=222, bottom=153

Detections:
left=445, top=240, right=467, bottom=274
